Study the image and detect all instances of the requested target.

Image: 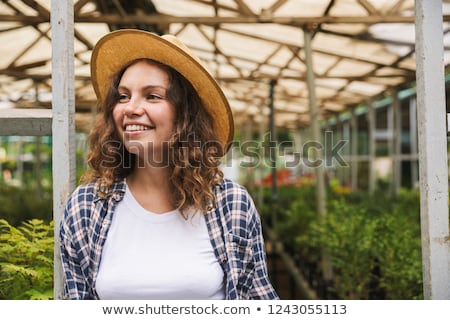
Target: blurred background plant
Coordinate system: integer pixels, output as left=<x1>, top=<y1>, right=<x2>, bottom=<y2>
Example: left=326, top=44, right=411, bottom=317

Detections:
left=259, top=184, right=423, bottom=299
left=0, top=219, right=53, bottom=299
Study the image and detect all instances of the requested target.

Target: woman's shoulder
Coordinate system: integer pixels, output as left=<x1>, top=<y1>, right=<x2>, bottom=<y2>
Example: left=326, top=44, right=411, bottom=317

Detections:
left=62, top=179, right=126, bottom=226
left=67, top=179, right=100, bottom=202
left=215, top=178, right=257, bottom=214
left=68, top=178, right=126, bottom=201
left=214, top=178, right=260, bottom=237
left=64, top=179, right=125, bottom=215
left=216, top=178, right=254, bottom=206
left=217, top=177, right=249, bottom=195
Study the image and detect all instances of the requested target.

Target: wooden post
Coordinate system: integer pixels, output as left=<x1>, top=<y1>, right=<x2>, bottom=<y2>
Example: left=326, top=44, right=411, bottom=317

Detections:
left=51, top=0, right=76, bottom=300
left=415, top=0, right=450, bottom=299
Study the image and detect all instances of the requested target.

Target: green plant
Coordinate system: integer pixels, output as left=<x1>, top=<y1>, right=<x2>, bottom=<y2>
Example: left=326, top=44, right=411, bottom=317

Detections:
left=305, top=199, right=381, bottom=299
left=0, top=185, right=52, bottom=225
left=264, top=185, right=423, bottom=299
left=0, top=219, right=53, bottom=299
left=296, top=189, right=423, bottom=299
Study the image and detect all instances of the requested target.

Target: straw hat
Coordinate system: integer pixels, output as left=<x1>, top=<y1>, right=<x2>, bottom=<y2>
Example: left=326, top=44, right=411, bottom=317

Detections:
left=91, top=29, right=234, bottom=156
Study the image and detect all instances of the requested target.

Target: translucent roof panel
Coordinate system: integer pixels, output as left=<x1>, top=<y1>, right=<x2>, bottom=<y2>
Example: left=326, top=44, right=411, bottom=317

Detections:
left=0, top=0, right=449, bottom=130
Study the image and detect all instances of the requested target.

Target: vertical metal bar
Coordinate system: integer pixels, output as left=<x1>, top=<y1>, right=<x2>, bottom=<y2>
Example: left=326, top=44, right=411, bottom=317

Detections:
left=334, top=117, right=343, bottom=183
left=268, top=80, right=278, bottom=208
left=367, top=101, right=376, bottom=194
left=293, top=127, right=305, bottom=180
left=342, top=119, right=350, bottom=186
left=17, top=138, right=23, bottom=185
left=415, top=0, right=450, bottom=299
left=243, top=115, right=254, bottom=187
left=387, top=101, right=395, bottom=193
left=393, top=91, right=402, bottom=194
left=304, top=28, right=332, bottom=283
left=35, top=137, right=43, bottom=198
left=51, top=0, right=75, bottom=300
left=266, top=84, right=279, bottom=286
left=351, top=108, right=358, bottom=190
left=257, top=117, right=265, bottom=212
left=409, top=97, right=418, bottom=187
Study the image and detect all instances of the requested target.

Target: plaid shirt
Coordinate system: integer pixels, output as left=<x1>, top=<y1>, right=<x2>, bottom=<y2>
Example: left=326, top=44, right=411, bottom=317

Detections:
left=60, top=178, right=279, bottom=300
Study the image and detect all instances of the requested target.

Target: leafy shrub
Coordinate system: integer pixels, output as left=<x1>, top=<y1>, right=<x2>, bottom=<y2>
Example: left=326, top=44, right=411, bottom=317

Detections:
left=261, top=186, right=423, bottom=299
left=0, top=219, right=53, bottom=299
left=0, top=185, right=52, bottom=225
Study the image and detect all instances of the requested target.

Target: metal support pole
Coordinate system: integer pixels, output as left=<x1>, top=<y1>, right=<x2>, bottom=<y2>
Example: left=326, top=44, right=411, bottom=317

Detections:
left=367, top=101, right=376, bottom=194
left=244, top=114, right=254, bottom=188
left=257, top=116, right=265, bottom=212
left=409, top=97, right=419, bottom=188
left=269, top=79, right=278, bottom=226
left=304, top=27, right=332, bottom=283
left=342, top=119, right=350, bottom=186
left=293, top=127, right=305, bottom=178
left=351, top=108, right=358, bottom=190
left=334, top=117, right=343, bottom=183
left=387, top=100, right=395, bottom=193
left=415, top=0, right=450, bottom=299
left=51, top=0, right=76, bottom=299
left=392, top=91, right=402, bottom=194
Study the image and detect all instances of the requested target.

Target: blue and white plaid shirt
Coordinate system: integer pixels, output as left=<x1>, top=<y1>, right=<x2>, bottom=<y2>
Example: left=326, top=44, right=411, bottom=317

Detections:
left=60, top=178, right=279, bottom=300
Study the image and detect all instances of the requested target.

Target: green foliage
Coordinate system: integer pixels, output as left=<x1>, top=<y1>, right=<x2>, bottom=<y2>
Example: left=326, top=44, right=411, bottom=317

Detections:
left=261, top=186, right=423, bottom=299
left=305, top=199, right=378, bottom=299
left=0, top=219, right=53, bottom=299
left=0, top=185, right=52, bottom=226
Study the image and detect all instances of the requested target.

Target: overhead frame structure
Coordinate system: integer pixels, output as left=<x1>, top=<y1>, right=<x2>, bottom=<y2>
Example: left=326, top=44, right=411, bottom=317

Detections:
left=1, top=0, right=450, bottom=130
left=0, top=0, right=448, bottom=299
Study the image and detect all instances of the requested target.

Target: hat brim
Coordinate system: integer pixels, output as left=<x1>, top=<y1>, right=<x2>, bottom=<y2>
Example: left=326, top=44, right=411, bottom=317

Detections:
left=91, top=29, right=234, bottom=156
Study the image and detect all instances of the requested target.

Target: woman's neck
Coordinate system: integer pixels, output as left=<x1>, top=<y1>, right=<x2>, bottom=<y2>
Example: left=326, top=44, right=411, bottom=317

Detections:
left=126, top=166, right=175, bottom=214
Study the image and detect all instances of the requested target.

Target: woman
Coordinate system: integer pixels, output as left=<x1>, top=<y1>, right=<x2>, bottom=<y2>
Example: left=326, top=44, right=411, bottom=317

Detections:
left=60, top=29, right=278, bottom=300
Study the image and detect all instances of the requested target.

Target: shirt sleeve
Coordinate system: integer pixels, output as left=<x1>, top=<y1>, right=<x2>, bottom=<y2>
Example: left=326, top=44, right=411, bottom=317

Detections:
left=59, top=187, right=95, bottom=300
left=245, top=192, right=280, bottom=300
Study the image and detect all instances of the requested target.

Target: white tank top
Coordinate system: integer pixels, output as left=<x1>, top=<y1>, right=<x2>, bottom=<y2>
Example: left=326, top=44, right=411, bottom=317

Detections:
left=95, top=185, right=225, bottom=300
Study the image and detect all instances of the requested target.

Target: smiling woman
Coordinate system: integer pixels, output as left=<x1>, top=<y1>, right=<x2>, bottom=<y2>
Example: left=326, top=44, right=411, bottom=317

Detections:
left=59, top=29, right=279, bottom=300
left=112, top=60, right=175, bottom=164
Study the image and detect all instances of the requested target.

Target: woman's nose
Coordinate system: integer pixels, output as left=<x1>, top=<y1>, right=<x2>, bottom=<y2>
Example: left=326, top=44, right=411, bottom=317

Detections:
left=123, top=97, right=144, bottom=116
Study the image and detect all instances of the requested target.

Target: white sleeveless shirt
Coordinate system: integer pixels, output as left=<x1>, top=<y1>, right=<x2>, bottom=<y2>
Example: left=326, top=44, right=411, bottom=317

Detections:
left=95, top=185, right=225, bottom=300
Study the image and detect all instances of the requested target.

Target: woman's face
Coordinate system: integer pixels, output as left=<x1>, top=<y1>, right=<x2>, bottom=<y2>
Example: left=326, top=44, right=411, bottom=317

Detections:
left=112, top=60, right=175, bottom=163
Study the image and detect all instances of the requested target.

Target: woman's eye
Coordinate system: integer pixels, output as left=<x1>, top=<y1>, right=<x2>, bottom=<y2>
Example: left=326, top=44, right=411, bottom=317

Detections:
left=118, top=94, right=129, bottom=102
left=147, top=94, right=162, bottom=100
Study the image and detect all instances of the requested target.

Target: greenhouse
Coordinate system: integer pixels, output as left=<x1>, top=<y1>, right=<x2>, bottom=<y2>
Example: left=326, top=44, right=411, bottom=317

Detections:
left=0, top=0, right=449, bottom=300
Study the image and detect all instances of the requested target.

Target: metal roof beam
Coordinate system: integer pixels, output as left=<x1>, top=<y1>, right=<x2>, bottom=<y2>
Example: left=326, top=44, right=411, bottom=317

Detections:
left=2, top=13, right=450, bottom=24
left=0, top=109, right=51, bottom=136
left=357, top=0, right=379, bottom=15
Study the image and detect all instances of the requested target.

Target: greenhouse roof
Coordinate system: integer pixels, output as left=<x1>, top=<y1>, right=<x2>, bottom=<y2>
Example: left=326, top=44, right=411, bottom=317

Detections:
left=1, top=0, right=450, bottom=130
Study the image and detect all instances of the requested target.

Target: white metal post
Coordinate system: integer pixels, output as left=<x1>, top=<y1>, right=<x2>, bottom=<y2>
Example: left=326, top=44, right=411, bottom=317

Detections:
left=415, top=0, right=450, bottom=299
left=304, top=28, right=332, bottom=283
left=51, top=0, right=76, bottom=299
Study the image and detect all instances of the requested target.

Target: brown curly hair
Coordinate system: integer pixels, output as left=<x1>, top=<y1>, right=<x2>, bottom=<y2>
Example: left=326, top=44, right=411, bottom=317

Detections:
left=84, top=59, right=225, bottom=213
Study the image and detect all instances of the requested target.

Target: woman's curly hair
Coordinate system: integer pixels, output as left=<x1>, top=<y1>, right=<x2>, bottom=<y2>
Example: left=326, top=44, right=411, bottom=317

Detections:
left=84, top=58, right=225, bottom=214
